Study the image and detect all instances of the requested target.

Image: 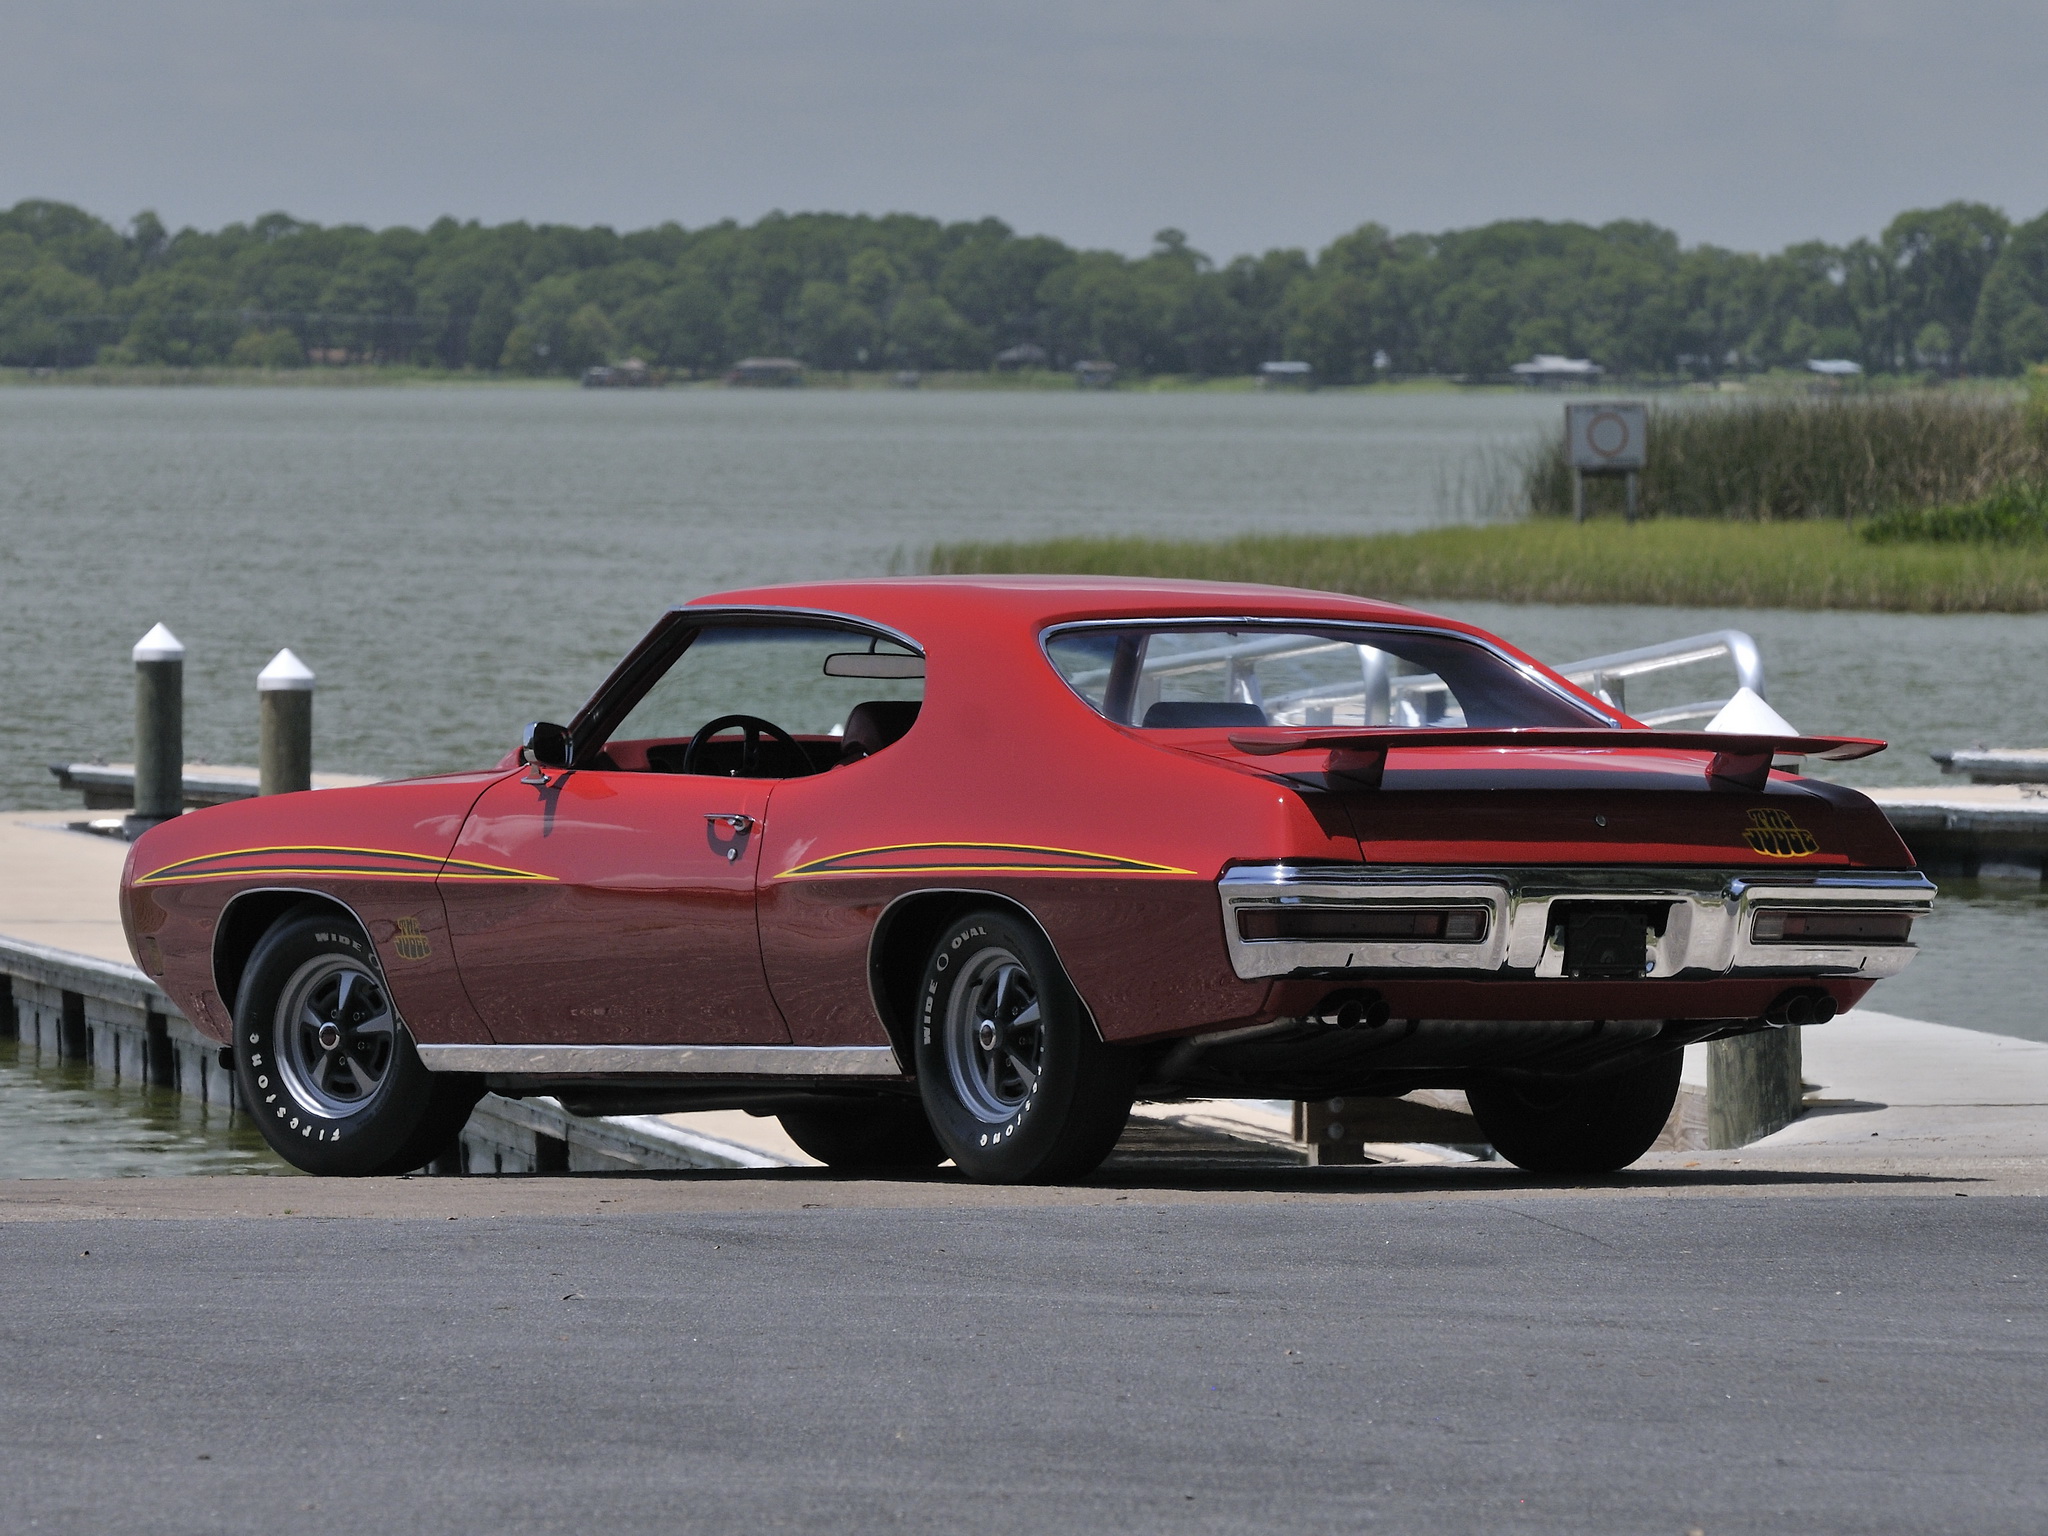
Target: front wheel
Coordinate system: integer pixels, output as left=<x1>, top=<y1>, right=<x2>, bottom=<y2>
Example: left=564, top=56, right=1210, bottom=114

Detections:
left=1465, top=1051, right=1683, bottom=1175
left=913, top=909, right=1136, bottom=1183
left=234, top=911, right=482, bottom=1176
left=776, top=1099, right=945, bottom=1170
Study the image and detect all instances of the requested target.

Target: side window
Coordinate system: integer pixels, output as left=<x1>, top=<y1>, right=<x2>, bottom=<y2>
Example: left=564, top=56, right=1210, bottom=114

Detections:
left=598, top=624, right=923, bottom=775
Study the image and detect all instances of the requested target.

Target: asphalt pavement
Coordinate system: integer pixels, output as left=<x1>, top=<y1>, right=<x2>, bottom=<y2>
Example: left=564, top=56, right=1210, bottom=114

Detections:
left=4, top=1179, right=2043, bottom=1535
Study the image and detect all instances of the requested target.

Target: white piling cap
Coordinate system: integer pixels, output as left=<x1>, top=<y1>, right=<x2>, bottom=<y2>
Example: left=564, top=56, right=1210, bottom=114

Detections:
left=257, top=647, right=316, bottom=692
left=1706, top=686, right=1797, bottom=736
left=133, top=623, right=185, bottom=663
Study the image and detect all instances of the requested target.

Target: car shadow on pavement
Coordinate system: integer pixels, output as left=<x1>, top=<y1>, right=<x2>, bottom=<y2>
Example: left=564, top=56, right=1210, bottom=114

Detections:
left=532, top=1161, right=1980, bottom=1196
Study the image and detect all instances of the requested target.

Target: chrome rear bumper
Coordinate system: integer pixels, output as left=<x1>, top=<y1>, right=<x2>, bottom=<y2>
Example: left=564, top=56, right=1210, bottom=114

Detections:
left=1218, top=864, right=1936, bottom=982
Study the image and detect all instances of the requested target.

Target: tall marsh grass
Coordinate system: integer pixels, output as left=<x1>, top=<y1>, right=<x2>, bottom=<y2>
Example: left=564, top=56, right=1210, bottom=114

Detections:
left=1521, top=392, right=2048, bottom=522
left=1862, top=480, right=2048, bottom=544
left=930, top=521, right=2048, bottom=612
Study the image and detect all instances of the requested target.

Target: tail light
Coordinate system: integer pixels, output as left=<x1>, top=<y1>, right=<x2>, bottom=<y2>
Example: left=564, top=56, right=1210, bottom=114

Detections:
left=1751, top=910, right=1914, bottom=945
left=1237, top=906, right=1489, bottom=943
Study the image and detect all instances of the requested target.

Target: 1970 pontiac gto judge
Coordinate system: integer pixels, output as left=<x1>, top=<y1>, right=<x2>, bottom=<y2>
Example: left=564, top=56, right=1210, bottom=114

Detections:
left=121, top=578, right=1932, bottom=1180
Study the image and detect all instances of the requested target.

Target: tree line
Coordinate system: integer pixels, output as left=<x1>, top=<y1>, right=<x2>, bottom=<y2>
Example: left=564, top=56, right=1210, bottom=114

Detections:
left=1, top=197, right=2044, bottom=379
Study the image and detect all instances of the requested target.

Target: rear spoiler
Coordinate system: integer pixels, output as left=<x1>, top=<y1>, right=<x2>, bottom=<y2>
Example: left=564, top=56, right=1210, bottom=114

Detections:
left=1224, top=727, right=1886, bottom=791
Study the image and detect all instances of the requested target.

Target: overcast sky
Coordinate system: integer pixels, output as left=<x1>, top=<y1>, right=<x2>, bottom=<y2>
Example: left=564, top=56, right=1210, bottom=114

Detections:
left=3, top=1, right=2043, bottom=260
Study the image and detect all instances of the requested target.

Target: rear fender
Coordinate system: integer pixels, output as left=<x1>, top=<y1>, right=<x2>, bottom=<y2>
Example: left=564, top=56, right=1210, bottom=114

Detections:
left=866, top=888, right=1101, bottom=1070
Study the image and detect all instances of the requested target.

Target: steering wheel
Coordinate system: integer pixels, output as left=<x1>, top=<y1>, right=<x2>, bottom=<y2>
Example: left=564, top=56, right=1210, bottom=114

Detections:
left=681, top=714, right=804, bottom=777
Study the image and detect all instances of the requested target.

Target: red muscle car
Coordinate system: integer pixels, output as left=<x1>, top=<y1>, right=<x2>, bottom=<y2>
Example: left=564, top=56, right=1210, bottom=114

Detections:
left=121, top=578, right=1933, bottom=1181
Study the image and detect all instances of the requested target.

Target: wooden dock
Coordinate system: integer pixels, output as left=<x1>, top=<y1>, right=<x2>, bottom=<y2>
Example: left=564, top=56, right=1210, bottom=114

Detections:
left=1864, top=784, right=2048, bottom=878
left=49, top=760, right=380, bottom=812
left=1930, top=746, right=2048, bottom=784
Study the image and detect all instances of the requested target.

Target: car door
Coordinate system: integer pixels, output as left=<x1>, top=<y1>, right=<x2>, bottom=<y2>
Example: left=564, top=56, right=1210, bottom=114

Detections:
left=441, top=767, right=784, bottom=1044
left=440, top=614, right=924, bottom=1047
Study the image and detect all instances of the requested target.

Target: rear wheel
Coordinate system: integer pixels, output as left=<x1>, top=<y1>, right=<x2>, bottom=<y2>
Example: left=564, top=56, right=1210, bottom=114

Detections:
left=776, top=1100, right=945, bottom=1170
left=1466, top=1051, right=1683, bottom=1175
left=913, top=909, right=1136, bottom=1183
left=233, top=911, right=482, bottom=1176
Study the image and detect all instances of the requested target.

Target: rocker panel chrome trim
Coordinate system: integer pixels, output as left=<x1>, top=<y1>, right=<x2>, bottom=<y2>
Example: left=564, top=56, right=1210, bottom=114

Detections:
left=1218, top=864, right=1936, bottom=983
left=415, top=1043, right=904, bottom=1076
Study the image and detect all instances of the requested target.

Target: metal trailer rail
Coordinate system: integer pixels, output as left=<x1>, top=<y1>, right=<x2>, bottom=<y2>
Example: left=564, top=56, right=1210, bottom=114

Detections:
left=1557, top=629, right=1765, bottom=725
left=1067, top=626, right=1770, bottom=732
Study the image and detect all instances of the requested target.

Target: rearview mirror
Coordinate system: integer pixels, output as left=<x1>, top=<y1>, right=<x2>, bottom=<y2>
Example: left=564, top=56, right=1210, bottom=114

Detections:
left=823, top=652, right=925, bottom=679
left=523, top=720, right=573, bottom=769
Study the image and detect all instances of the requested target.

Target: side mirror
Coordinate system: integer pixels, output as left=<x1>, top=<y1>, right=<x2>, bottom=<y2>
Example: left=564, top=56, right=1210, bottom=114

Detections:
left=523, top=721, right=573, bottom=769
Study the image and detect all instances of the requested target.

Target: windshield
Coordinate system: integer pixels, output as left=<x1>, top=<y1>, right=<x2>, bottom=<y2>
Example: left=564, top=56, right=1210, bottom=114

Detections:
left=1043, top=623, right=1610, bottom=731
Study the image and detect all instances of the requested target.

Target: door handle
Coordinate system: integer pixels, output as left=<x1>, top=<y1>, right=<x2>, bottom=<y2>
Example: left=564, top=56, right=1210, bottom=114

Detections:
left=704, top=812, right=754, bottom=863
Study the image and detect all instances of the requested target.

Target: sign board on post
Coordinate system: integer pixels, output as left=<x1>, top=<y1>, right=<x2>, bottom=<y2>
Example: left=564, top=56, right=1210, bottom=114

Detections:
left=1565, top=403, right=1647, bottom=469
left=1564, top=401, right=1648, bottom=522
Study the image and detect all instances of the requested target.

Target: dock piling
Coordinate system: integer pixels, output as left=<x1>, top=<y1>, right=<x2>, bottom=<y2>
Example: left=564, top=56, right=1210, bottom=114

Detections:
left=59, top=991, right=87, bottom=1060
left=1708, top=1027, right=1805, bottom=1147
left=124, top=624, right=184, bottom=839
left=258, top=649, right=315, bottom=796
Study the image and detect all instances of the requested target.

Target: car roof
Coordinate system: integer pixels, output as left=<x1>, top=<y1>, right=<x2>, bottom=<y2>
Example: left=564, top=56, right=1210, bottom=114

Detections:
left=682, top=575, right=1470, bottom=636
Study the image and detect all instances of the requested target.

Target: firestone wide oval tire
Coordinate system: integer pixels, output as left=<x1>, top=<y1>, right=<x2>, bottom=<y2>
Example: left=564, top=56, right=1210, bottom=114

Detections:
left=913, top=909, right=1137, bottom=1184
left=233, top=911, right=482, bottom=1176
left=1465, top=1051, right=1684, bottom=1175
left=776, top=1100, right=946, bottom=1170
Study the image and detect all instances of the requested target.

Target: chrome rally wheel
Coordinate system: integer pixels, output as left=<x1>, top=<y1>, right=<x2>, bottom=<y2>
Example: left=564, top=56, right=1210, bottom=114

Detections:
left=274, top=954, right=398, bottom=1118
left=942, top=946, right=1046, bottom=1125
left=914, top=908, right=1137, bottom=1184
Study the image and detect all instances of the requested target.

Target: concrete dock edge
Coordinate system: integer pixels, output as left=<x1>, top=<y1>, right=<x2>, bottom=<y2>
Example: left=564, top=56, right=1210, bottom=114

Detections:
left=0, top=933, right=768, bottom=1175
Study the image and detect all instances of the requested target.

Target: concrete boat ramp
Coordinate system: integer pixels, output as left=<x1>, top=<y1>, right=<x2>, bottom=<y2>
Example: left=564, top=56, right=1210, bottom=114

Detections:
left=4, top=814, right=2045, bottom=1536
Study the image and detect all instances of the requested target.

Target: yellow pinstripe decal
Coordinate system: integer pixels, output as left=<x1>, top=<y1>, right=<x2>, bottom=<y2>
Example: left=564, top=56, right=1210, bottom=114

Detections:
left=136, top=844, right=555, bottom=885
left=777, top=841, right=1194, bottom=880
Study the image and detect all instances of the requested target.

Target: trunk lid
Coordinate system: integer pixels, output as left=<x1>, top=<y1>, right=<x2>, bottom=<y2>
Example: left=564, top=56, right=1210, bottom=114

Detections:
left=1327, top=753, right=1909, bottom=868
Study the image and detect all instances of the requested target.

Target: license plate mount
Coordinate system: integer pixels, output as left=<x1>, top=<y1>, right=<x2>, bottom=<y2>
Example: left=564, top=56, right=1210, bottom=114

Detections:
left=1558, top=905, right=1659, bottom=979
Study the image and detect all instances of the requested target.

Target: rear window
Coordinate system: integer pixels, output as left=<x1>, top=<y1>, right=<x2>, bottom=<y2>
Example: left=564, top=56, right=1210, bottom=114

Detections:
left=1042, top=623, right=1610, bottom=730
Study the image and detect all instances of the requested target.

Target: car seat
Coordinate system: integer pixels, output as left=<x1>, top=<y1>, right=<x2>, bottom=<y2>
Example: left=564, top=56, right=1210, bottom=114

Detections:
left=1139, top=701, right=1269, bottom=728
left=838, top=700, right=923, bottom=764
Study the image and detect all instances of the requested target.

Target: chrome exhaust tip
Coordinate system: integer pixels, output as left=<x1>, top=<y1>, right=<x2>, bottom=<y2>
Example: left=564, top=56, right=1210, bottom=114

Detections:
left=1765, top=987, right=1836, bottom=1028
left=1319, top=989, right=1391, bottom=1030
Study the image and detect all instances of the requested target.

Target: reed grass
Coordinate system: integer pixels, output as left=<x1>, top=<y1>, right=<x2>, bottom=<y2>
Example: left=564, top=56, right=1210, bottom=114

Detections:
left=1862, top=480, right=2048, bottom=544
left=1521, top=392, right=2048, bottom=522
left=929, top=520, right=2048, bottom=612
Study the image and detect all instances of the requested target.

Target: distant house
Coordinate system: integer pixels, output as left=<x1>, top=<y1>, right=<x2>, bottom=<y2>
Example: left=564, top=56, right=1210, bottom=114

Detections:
left=1805, top=358, right=1864, bottom=377
left=1258, top=360, right=1314, bottom=388
left=582, top=358, right=654, bottom=388
left=993, top=343, right=1050, bottom=371
left=727, top=357, right=804, bottom=387
left=1510, top=354, right=1604, bottom=385
left=1074, top=360, right=1117, bottom=389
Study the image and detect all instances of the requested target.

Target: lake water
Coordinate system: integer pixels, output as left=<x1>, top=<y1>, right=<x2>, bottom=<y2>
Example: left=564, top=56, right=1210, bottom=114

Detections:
left=3, top=385, right=1567, bottom=805
left=0, top=1038, right=289, bottom=1176
left=2, top=384, right=2043, bottom=1172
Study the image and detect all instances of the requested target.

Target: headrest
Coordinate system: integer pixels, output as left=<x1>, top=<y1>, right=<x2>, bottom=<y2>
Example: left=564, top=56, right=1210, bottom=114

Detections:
left=839, top=700, right=923, bottom=762
left=1141, top=701, right=1269, bottom=729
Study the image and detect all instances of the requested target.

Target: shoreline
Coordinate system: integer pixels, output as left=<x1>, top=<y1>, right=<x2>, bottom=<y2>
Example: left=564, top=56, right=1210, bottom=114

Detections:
left=3, top=365, right=2002, bottom=396
left=0, top=365, right=1515, bottom=393
left=930, top=519, right=2048, bottom=613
